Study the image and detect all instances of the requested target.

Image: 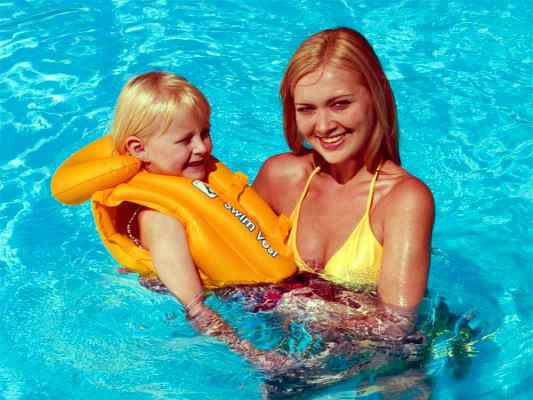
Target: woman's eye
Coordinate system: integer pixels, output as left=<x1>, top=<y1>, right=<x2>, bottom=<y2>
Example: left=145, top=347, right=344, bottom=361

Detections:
left=332, top=101, right=350, bottom=109
left=296, top=106, right=313, bottom=113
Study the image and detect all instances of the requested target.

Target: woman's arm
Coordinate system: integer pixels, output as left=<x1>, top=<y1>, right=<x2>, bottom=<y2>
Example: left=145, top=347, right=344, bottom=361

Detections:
left=378, top=177, right=435, bottom=310
left=138, top=210, right=289, bottom=369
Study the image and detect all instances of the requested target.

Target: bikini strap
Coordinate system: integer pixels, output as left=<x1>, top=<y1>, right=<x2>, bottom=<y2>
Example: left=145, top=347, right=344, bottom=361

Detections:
left=302, top=167, right=321, bottom=196
left=364, top=164, right=381, bottom=214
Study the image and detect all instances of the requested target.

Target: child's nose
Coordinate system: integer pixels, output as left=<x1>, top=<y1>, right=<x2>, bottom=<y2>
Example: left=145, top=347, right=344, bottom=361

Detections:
left=192, top=135, right=208, bottom=154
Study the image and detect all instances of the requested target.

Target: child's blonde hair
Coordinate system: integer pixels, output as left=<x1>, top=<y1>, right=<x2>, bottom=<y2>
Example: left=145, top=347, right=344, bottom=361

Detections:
left=110, top=71, right=211, bottom=154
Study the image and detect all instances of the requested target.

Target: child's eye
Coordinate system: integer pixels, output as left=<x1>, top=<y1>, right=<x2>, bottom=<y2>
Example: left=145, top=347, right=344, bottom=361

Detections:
left=200, top=128, right=210, bottom=139
left=176, top=136, right=192, bottom=145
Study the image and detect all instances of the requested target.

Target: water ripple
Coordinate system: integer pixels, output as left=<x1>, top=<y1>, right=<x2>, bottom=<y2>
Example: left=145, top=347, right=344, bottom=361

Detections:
left=0, top=7, right=89, bottom=30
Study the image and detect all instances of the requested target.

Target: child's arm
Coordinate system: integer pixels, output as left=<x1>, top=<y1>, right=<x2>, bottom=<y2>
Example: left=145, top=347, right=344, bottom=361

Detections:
left=138, top=209, right=204, bottom=307
left=138, top=209, right=288, bottom=370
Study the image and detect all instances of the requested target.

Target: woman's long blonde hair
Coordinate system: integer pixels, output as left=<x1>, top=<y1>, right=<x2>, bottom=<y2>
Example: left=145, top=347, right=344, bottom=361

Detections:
left=280, top=27, right=400, bottom=171
left=110, top=71, right=211, bottom=154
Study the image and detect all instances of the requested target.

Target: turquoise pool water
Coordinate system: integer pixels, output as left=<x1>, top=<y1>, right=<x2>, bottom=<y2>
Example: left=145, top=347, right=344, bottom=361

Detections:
left=1, top=1, right=531, bottom=398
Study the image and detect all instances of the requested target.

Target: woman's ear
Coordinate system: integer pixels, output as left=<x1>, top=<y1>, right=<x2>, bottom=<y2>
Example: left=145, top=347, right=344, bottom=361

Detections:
left=124, top=136, right=149, bottom=161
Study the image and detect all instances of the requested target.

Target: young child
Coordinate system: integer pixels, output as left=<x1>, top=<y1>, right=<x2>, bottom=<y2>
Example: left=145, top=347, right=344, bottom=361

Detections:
left=105, top=71, right=289, bottom=370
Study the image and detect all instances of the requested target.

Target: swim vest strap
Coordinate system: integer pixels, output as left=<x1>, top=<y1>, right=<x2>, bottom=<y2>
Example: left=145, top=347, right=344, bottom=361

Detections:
left=229, top=172, right=248, bottom=202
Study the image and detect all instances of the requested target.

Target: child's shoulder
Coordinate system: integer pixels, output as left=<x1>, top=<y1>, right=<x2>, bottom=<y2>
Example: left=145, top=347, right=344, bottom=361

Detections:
left=138, top=209, right=187, bottom=248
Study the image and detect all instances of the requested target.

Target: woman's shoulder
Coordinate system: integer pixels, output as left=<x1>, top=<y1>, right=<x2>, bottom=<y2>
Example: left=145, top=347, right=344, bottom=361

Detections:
left=257, top=152, right=313, bottom=183
left=380, top=161, right=435, bottom=216
left=253, top=152, right=314, bottom=214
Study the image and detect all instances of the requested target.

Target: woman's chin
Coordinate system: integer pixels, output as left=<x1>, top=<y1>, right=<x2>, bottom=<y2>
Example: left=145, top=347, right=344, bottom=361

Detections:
left=315, top=150, right=353, bottom=166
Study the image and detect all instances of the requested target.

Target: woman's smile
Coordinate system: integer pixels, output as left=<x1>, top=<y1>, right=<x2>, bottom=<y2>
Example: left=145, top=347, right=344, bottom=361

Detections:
left=315, top=131, right=353, bottom=151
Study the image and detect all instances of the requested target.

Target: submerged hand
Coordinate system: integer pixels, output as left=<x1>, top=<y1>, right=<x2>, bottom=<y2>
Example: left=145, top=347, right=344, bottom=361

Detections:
left=248, top=348, right=295, bottom=372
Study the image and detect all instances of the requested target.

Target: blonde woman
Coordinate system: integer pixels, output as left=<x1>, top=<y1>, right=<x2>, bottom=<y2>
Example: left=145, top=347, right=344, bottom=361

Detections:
left=254, top=28, right=435, bottom=336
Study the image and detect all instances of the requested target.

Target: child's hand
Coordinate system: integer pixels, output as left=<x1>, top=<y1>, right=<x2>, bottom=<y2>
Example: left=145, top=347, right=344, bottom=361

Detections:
left=248, top=348, right=295, bottom=372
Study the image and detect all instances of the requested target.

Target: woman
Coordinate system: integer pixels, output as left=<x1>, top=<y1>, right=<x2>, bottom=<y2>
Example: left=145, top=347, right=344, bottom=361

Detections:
left=253, top=27, right=435, bottom=334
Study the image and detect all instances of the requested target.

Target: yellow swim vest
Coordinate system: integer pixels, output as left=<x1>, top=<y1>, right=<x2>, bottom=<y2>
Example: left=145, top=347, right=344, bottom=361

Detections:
left=51, top=136, right=296, bottom=288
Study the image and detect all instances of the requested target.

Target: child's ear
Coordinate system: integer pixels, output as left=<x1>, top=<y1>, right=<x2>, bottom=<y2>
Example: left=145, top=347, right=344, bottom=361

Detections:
left=124, top=136, right=148, bottom=161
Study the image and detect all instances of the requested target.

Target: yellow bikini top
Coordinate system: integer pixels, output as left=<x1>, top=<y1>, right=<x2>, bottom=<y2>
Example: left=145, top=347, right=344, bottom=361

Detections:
left=288, top=166, right=383, bottom=287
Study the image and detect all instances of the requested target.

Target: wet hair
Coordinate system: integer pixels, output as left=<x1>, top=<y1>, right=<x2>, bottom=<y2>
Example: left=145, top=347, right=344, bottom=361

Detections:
left=280, top=27, right=400, bottom=171
left=110, top=71, right=211, bottom=154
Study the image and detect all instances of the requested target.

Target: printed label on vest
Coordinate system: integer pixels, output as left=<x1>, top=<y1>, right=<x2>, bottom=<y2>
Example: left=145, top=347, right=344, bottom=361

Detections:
left=223, top=202, right=256, bottom=232
left=192, top=180, right=217, bottom=198
left=223, top=202, right=278, bottom=258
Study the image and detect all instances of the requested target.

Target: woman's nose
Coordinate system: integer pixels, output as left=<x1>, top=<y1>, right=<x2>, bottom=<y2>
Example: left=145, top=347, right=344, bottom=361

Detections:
left=315, top=109, right=336, bottom=136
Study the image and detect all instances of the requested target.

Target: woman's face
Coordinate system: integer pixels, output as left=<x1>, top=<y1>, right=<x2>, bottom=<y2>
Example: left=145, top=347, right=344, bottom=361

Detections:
left=293, top=65, right=376, bottom=166
left=142, top=108, right=212, bottom=180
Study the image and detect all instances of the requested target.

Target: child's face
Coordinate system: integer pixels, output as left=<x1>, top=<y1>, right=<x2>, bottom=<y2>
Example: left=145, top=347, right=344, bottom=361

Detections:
left=143, top=108, right=212, bottom=179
